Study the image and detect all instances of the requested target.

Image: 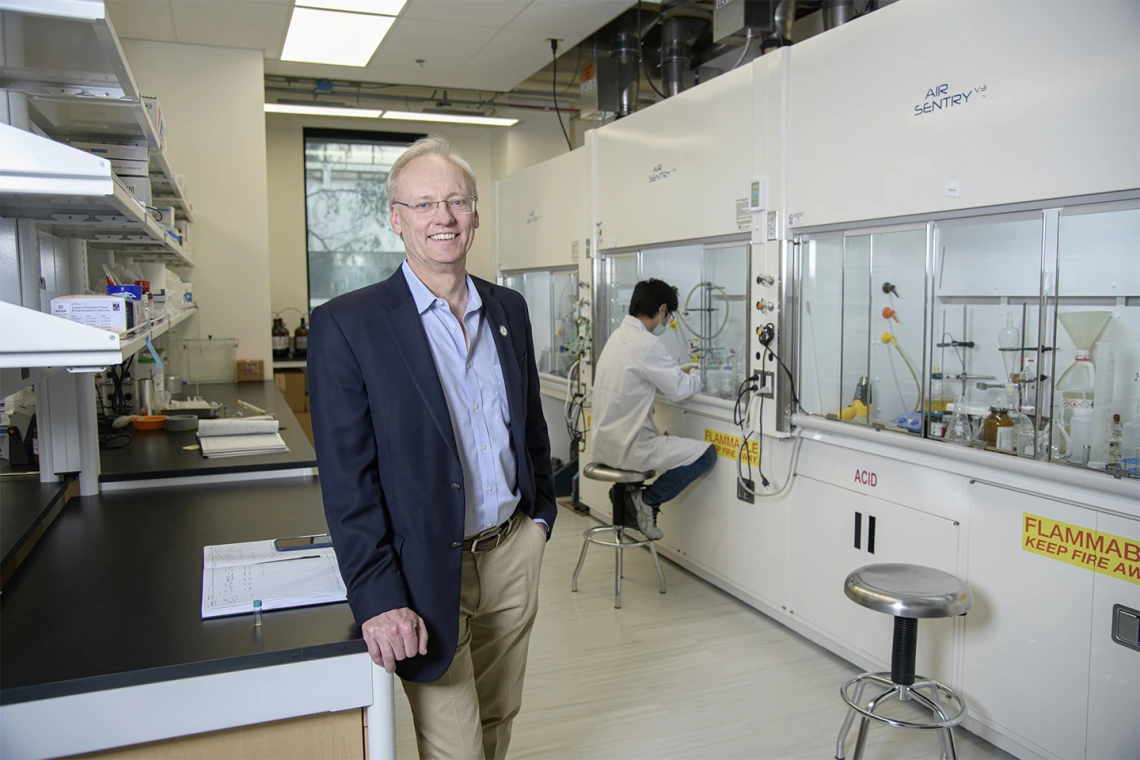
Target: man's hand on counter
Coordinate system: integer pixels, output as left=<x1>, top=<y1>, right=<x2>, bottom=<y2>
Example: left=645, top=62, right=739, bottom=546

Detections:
left=362, top=606, right=428, bottom=673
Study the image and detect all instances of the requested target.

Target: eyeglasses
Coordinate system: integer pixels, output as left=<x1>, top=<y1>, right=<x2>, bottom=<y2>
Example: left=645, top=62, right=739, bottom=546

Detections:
left=392, top=197, right=478, bottom=216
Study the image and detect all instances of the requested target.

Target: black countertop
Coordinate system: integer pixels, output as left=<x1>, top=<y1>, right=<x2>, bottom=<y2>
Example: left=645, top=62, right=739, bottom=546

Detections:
left=100, top=381, right=317, bottom=482
left=0, top=477, right=364, bottom=705
left=0, top=474, right=72, bottom=581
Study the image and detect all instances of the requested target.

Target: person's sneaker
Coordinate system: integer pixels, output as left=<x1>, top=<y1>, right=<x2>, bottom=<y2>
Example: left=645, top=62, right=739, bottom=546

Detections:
left=629, top=489, right=663, bottom=540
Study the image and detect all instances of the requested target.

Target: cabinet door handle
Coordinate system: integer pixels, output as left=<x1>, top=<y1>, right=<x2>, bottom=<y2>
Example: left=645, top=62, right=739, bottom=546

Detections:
left=868, top=515, right=877, bottom=554
left=854, top=511, right=862, bottom=550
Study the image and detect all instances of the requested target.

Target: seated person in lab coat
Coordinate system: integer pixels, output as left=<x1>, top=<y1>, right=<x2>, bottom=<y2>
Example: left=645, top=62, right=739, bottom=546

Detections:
left=591, top=279, right=717, bottom=539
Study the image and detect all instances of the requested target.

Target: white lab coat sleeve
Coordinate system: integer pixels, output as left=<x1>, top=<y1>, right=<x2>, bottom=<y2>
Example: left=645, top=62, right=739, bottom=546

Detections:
left=639, top=340, right=702, bottom=403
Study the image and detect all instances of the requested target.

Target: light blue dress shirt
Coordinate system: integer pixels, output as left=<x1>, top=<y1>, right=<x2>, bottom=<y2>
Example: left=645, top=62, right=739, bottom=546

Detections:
left=401, top=261, right=522, bottom=537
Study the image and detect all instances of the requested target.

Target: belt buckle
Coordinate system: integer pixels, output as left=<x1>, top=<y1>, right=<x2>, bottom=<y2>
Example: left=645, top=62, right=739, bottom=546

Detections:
left=470, top=530, right=503, bottom=553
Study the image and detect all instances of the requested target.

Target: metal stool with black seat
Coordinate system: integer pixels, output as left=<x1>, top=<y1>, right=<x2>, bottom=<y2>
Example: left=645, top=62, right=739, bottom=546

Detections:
left=571, top=462, right=666, bottom=609
left=835, top=563, right=974, bottom=760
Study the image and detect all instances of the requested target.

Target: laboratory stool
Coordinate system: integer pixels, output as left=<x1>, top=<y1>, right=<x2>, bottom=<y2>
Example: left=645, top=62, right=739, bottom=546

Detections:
left=571, top=463, right=666, bottom=609
left=835, top=564, right=973, bottom=760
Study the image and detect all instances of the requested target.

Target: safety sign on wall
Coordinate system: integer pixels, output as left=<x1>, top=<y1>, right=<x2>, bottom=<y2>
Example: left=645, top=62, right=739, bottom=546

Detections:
left=1023, top=513, right=1140, bottom=586
left=705, top=429, right=758, bottom=467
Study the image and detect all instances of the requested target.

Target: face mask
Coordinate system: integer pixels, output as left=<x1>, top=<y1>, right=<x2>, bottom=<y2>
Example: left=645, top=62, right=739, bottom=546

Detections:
left=651, top=323, right=667, bottom=337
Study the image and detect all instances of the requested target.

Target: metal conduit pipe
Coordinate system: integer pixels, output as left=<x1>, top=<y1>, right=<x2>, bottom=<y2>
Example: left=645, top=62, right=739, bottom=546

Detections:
left=610, top=30, right=642, bottom=117
left=823, top=0, right=855, bottom=29
left=772, top=0, right=798, bottom=43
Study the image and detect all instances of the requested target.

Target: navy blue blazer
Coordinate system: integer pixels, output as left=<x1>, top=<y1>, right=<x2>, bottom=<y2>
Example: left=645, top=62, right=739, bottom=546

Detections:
left=307, top=268, right=556, bottom=683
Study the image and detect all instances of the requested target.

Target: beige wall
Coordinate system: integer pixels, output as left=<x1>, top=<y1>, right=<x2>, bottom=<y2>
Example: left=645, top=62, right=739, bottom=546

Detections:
left=122, top=40, right=273, bottom=365
left=266, top=108, right=571, bottom=331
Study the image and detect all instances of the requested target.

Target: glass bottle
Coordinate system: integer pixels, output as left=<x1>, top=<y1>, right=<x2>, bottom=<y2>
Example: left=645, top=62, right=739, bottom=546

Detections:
left=984, top=407, right=1015, bottom=453
left=294, top=317, right=309, bottom=359
left=1108, top=414, right=1123, bottom=465
left=272, top=318, right=290, bottom=359
left=928, top=411, right=946, bottom=438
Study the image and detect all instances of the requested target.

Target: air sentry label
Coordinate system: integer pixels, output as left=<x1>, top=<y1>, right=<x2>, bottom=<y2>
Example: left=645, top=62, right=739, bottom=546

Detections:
left=914, top=83, right=987, bottom=116
left=1023, top=513, right=1140, bottom=586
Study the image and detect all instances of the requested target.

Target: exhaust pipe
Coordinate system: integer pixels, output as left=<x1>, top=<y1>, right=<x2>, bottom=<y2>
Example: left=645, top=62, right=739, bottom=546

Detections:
left=823, top=0, right=855, bottom=29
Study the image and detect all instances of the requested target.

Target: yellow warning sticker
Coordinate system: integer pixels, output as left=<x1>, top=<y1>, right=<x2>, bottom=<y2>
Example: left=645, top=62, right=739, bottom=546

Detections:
left=704, top=429, right=759, bottom=467
left=1023, top=513, right=1140, bottom=586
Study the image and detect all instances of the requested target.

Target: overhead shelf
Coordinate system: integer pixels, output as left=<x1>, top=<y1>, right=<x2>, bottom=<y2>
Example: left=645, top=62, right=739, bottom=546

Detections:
left=0, top=1, right=158, bottom=149
left=149, top=147, right=194, bottom=221
left=0, top=302, right=198, bottom=394
left=1, top=124, right=193, bottom=266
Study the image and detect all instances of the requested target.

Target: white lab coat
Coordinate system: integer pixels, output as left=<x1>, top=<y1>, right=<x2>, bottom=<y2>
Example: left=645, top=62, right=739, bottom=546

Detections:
left=591, top=315, right=708, bottom=474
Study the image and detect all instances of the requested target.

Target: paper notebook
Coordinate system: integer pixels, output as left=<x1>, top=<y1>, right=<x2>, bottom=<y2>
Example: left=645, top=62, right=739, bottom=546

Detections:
left=197, top=418, right=289, bottom=459
left=201, top=539, right=346, bottom=618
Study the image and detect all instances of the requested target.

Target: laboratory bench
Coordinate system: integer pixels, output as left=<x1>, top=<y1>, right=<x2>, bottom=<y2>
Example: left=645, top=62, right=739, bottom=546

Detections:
left=99, top=380, right=317, bottom=485
left=0, top=476, right=392, bottom=759
left=0, top=471, right=75, bottom=587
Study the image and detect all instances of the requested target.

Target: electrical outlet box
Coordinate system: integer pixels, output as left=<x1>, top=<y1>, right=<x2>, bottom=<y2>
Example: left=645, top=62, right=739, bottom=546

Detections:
left=737, top=478, right=755, bottom=504
left=758, top=370, right=775, bottom=398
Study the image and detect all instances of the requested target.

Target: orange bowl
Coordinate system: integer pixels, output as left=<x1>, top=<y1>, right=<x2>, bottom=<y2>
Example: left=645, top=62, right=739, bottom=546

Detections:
left=130, top=415, right=167, bottom=431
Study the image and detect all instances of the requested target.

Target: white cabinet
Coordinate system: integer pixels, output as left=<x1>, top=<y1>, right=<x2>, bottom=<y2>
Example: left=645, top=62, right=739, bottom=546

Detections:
left=595, top=64, right=753, bottom=251
left=789, top=476, right=959, bottom=679
left=963, top=483, right=1095, bottom=760
left=496, top=147, right=589, bottom=272
left=1085, top=512, right=1140, bottom=760
left=786, top=0, right=1140, bottom=228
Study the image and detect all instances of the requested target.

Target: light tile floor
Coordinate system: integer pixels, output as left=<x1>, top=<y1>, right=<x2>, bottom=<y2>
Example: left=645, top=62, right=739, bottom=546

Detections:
left=394, top=508, right=1011, bottom=760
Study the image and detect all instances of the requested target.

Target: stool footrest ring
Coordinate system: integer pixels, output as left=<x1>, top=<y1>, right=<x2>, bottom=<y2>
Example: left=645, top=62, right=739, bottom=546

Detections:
left=839, top=673, right=967, bottom=731
left=581, top=525, right=658, bottom=549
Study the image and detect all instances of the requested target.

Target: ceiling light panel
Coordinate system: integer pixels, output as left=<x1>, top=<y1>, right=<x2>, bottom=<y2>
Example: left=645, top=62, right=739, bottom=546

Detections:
left=265, top=104, right=384, bottom=118
left=382, top=111, right=518, bottom=127
left=281, top=7, right=394, bottom=67
left=296, top=0, right=407, bottom=15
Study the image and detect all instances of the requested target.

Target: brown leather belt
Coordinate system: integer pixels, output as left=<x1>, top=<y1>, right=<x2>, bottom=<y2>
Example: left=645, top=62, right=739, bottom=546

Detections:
left=462, top=510, right=520, bottom=553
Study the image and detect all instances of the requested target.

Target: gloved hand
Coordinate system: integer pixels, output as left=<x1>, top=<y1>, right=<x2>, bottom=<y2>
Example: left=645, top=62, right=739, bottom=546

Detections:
left=680, top=363, right=698, bottom=375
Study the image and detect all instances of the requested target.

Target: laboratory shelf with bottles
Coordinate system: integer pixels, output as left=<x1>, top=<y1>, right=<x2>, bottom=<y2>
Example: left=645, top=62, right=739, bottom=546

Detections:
left=596, top=240, right=750, bottom=402
left=790, top=195, right=1140, bottom=481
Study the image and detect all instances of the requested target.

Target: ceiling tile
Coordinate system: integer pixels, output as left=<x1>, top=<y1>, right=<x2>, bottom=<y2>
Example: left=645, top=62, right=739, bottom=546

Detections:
left=170, top=0, right=291, bottom=56
left=507, top=0, right=630, bottom=40
left=368, top=17, right=499, bottom=74
left=402, top=0, right=530, bottom=29
left=459, top=28, right=564, bottom=91
left=106, top=1, right=177, bottom=43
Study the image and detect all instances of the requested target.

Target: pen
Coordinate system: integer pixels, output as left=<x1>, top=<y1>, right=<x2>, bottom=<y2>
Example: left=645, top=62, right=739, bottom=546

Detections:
left=255, top=554, right=322, bottom=564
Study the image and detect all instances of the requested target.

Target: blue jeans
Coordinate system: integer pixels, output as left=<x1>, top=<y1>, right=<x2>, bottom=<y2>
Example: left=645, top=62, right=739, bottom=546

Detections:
left=642, top=445, right=717, bottom=507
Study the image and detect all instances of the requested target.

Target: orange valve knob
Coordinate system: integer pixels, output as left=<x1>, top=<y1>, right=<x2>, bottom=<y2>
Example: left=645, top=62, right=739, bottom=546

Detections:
left=882, top=306, right=899, bottom=323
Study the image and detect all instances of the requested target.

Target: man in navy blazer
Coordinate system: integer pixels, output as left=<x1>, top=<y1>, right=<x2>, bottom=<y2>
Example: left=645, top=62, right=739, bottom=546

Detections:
left=308, top=136, right=556, bottom=759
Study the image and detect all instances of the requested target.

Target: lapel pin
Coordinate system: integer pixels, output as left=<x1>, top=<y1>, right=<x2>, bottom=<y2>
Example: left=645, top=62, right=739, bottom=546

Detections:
left=499, top=325, right=508, bottom=337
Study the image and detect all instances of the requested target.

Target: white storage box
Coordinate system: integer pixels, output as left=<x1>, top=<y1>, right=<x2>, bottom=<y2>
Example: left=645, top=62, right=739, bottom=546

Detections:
left=51, top=295, right=136, bottom=334
left=70, top=140, right=149, bottom=161
left=110, top=157, right=149, bottom=177
left=122, top=176, right=152, bottom=205
left=153, top=206, right=176, bottom=229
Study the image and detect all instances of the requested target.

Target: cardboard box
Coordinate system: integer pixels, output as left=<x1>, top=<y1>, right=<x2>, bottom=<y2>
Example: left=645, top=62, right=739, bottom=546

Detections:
left=70, top=140, right=149, bottom=161
left=110, top=158, right=149, bottom=177
left=51, top=294, right=134, bottom=334
left=273, top=370, right=307, bottom=413
left=295, top=411, right=314, bottom=447
left=122, top=176, right=152, bottom=205
left=236, top=359, right=264, bottom=382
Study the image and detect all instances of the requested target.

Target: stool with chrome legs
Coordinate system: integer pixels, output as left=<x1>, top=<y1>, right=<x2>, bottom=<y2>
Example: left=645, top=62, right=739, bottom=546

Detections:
left=571, top=463, right=666, bottom=609
left=835, top=564, right=973, bottom=760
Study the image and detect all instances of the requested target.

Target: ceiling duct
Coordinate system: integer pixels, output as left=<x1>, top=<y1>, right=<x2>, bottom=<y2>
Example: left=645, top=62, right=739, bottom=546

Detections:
left=823, top=0, right=855, bottom=29
left=659, top=2, right=711, bottom=98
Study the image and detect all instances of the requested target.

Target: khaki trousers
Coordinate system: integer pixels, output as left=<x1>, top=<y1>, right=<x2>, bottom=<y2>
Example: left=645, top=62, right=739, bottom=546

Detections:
left=402, top=512, right=547, bottom=760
